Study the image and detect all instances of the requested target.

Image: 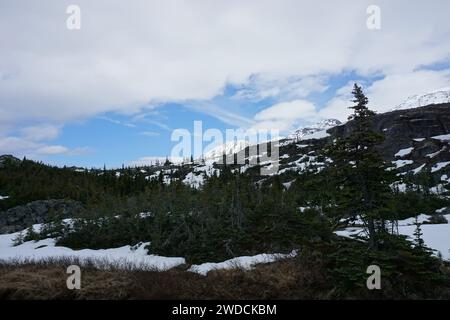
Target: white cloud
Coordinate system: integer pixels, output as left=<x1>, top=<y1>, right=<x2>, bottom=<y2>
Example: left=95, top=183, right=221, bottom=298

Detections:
left=252, top=100, right=319, bottom=132
left=320, top=69, right=450, bottom=121
left=233, top=75, right=329, bottom=101
left=255, top=100, right=316, bottom=121
left=0, top=135, right=88, bottom=158
left=319, top=82, right=358, bottom=121
left=187, top=102, right=255, bottom=128
left=35, top=145, right=69, bottom=155
left=1, top=0, right=450, bottom=162
left=99, top=117, right=136, bottom=128
left=20, top=124, right=61, bottom=142
left=367, top=69, right=450, bottom=112
left=0, top=120, right=88, bottom=159
left=0, top=137, right=39, bottom=154
left=1, top=0, right=450, bottom=127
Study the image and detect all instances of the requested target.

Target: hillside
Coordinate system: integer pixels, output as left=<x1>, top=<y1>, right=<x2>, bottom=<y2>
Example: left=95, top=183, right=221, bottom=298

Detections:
left=2, top=102, right=450, bottom=229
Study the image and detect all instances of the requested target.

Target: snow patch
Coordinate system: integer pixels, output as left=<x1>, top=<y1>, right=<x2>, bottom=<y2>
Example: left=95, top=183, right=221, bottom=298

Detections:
left=188, top=251, right=298, bottom=276
left=288, top=119, right=340, bottom=141
left=432, top=134, right=450, bottom=142
left=426, top=149, right=442, bottom=158
left=183, top=172, right=205, bottom=189
left=392, top=159, right=413, bottom=168
left=0, top=226, right=185, bottom=271
left=203, top=140, right=250, bottom=160
left=431, top=162, right=450, bottom=173
left=282, top=180, right=295, bottom=190
left=412, top=164, right=426, bottom=175
left=336, top=215, right=450, bottom=260
left=301, top=130, right=330, bottom=140
left=430, top=184, right=446, bottom=194
left=395, top=147, right=414, bottom=158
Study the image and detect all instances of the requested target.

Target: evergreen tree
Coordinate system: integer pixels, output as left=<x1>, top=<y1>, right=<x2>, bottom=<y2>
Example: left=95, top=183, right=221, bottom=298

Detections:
left=413, top=216, right=425, bottom=248
left=326, top=83, right=394, bottom=249
left=24, top=225, right=39, bottom=242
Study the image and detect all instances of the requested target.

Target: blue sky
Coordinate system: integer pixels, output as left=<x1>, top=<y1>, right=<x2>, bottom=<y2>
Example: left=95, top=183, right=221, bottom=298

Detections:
left=1, top=0, right=450, bottom=168
left=43, top=68, right=438, bottom=168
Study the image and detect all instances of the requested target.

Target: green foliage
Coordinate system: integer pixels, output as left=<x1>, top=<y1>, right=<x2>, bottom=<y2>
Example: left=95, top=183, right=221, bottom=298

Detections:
left=325, top=84, right=396, bottom=248
left=413, top=216, right=425, bottom=248
left=146, top=173, right=334, bottom=263
left=56, top=215, right=155, bottom=250
left=389, top=190, right=449, bottom=220
left=23, top=225, right=40, bottom=242
left=12, top=231, right=25, bottom=246
left=326, top=235, right=449, bottom=297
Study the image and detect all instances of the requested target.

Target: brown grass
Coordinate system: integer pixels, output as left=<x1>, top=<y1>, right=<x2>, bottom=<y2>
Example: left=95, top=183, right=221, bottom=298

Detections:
left=0, top=255, right=449, bottom=300
left=0, top=257, right=331, bottom=300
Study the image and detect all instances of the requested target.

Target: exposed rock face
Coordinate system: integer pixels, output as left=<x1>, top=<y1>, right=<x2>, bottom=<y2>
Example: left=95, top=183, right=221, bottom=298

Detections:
left=327, top=103, right=450, bottom=161
left=266, top=103, right=450, bottom=179
left=0, top=199, right=83, bottom=234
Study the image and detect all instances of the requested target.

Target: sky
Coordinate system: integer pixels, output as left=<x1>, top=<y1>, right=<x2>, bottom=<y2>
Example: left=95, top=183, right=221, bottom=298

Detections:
left=1, top=0, right=450, bottom=168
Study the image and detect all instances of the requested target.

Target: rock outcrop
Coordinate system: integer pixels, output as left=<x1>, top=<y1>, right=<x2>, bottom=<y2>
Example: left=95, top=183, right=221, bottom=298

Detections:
left=325, top=103, right=450, bottom=167
left=0, top=199, right=83, bottom=234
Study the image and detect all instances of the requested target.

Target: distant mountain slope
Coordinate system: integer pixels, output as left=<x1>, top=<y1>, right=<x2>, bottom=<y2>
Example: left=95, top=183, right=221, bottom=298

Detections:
left=393, top=88, right=450, bottom=111
left=329, top=103, right=450, bottom=160
left=2, top=99, right=450, bottom=197
left=203, top=140, right=251, bottom=160
left=287, top=119, right=342, bottom=141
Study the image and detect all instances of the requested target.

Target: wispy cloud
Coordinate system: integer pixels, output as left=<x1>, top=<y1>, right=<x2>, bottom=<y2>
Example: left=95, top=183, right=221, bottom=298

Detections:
left=187, top=102, right=255, bottom=128
left=140, top=131, right=160, bottom=137
left=0, top=135, right=89, bottom=158
left=233, top=74, right=329, bottom=102
left=99, top=116, right=136, bottom=128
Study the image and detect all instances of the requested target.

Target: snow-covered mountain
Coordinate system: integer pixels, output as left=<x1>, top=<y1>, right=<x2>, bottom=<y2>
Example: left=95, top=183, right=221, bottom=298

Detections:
left=394, top=87, right=450, bottom=111
left=288, top=119, right=342, bottom=141
left=202, top=135, right=285, bottom=160
left=203, top=140, right=251, bottom=159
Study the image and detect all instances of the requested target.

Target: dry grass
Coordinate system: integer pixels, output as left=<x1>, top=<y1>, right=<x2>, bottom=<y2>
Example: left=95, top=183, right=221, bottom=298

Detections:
left=0, top=257, right=329, bottom=300
left=1, top=254, right=449, bottom=300
left=0, top=261, right=133, bottom=300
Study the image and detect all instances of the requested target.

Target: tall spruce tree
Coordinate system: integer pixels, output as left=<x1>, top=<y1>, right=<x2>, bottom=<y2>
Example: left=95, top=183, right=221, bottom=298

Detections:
left=327, top=83, right=394, bottom=249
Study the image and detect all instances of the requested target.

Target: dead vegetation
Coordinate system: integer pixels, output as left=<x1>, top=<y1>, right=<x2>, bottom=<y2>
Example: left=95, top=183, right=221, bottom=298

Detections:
left=1, top=248, right=449, bottom=300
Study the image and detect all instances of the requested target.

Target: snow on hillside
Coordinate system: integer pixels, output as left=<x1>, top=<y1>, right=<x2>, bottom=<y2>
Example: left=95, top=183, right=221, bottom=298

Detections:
left=183, top=172, right=205, bottom=189
left=432, top=134, right=450, bottom=142
left=288, top=119, right=341, bottom=141
left=189, top=250, right=298, bottom=276
left=0, top=195, right=9, bottom=200
left=203, top=140, right=251, bottom=160
left=394, top=87, right=450, bottom=111
left=395, top=147, right=414, bottom=158
left=431, top=162, right=450, bottom=173
left=336, top=211, right=450, bottom=260
left=0, top=223, right=295, bottom=272
left=392, top=159, right=413, bottom=169
left=0, top=226, right=186, bottom=271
